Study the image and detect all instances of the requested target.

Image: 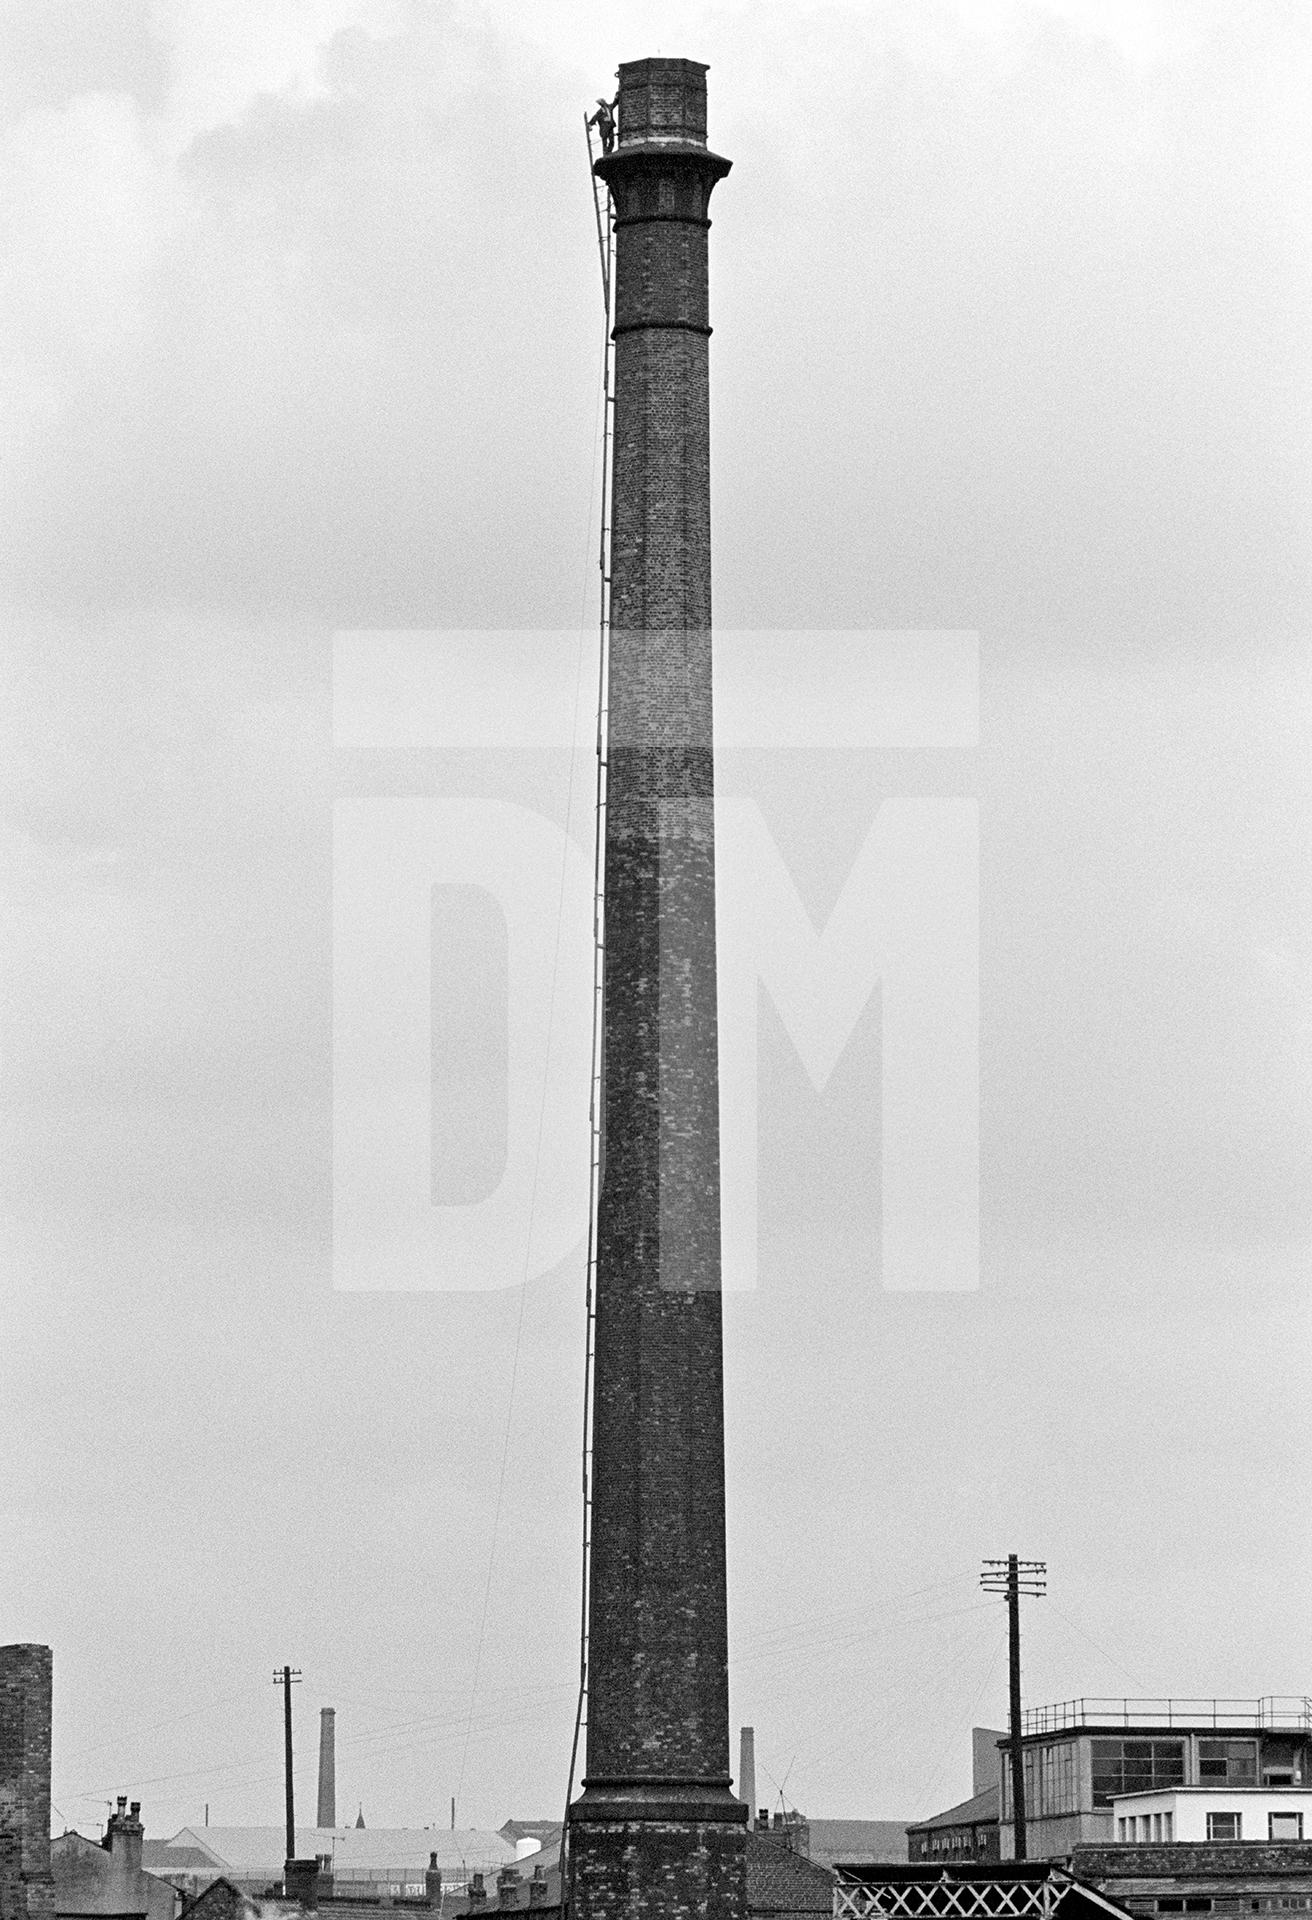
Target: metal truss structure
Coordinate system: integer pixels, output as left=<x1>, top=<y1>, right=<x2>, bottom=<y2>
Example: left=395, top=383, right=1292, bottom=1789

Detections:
left=833, top=1870, right=1134, bottom=1920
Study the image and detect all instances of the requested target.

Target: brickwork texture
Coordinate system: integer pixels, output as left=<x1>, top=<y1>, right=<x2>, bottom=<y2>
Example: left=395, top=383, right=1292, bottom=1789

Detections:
left=0, top=1646, right=55, bottom=1920
left=569, top=54, right=745, bottom=1920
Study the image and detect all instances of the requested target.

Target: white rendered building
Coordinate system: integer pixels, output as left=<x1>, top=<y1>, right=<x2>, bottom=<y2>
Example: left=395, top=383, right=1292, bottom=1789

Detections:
left=1112, top=1789, right=1312, bottom=1845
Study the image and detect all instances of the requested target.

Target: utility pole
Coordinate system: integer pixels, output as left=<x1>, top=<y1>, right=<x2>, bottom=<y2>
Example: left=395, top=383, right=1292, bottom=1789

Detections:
left=273, top=1667, right=302, bottom=1868
left=981, top=1556, right=1046, bottom=1860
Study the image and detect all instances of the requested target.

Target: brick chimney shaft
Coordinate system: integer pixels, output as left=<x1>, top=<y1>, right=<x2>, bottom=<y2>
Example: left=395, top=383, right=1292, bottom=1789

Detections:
left=316, top=1708, right=336, bottom=1830
left=568, top=53, right=745, bottom=1920
left=0, top=1645, right=54, bottom=1920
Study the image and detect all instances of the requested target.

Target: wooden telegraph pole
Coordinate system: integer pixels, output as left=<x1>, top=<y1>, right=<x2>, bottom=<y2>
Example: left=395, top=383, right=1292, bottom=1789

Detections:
left=981, top=1556, right=1046, bottom=1859
left=273, top=1666, right=302, bottom=1870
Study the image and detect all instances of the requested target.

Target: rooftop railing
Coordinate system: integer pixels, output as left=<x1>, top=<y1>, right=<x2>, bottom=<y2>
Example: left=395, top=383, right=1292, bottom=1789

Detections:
left=1020, top=1697, right=1312, bottom=1736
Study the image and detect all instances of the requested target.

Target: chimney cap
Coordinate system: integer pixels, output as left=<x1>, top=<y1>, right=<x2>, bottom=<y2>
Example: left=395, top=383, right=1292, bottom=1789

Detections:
left=615, top=56, right=710, bottom=150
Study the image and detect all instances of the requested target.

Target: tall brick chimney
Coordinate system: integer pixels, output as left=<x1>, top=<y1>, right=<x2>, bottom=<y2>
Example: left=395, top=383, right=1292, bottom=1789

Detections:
left=316, top=1708, right=336, bottom=1829
left=567, top=56, right=745, bottom=1920
left=0, top=1645, right=55, bottom=1920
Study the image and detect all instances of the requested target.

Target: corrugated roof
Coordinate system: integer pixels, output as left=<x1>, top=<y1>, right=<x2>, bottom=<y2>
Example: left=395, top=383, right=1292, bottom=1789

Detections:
left=906, top=1786, right=999, bottom=1834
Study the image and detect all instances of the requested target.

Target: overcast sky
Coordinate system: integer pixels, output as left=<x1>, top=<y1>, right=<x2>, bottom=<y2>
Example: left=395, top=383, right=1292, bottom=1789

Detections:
left=2, top=0, right=1310, bottom=1846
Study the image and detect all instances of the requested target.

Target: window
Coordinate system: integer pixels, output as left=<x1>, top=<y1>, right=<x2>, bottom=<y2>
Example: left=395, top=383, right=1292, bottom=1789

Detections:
left=1002, top=1742, right=1078, bottom=1820
left=1200, top=1742, right=1258, bottom=1786
left=1093, top=1741, right=1186, bottom=1808
left=1166, top=1812, right=1174, bottom=1841
left=1207, top=1813, right=1242, bottom=1840
left=1269, top=1813, right=1304, bottom=1841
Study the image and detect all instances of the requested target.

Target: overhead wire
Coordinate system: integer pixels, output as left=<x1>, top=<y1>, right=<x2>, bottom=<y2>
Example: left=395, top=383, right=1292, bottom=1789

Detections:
left=560, top=112, right=615, bottom=1908
left=454, top=129, right=609, bottom=1817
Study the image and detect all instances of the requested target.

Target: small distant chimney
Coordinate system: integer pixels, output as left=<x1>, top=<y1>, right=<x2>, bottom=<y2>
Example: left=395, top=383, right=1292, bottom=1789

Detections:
left=497, top=1867, right=520, bottom=1909
left=738, top=1728, right=756, bottom=1831
left=425, top=1854, right=443, bottom=1907
left=317, top=1710, right=336, bottom=1829
left=468, top=1871, right=487, bottom=1909
left=527, top=1866, right=548, bottom=1909
left=757, top=1809, right=769, bottom=1830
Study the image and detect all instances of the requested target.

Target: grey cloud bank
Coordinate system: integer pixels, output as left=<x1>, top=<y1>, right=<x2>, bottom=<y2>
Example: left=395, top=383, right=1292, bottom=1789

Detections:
left=1, top=0, right=1308, bottom=1847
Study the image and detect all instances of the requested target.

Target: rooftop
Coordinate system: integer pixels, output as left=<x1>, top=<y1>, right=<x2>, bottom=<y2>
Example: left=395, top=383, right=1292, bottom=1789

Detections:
left=907, top=1788, right=999, bottom=1835
left=1022, top=1700, right=1312, bottom=1738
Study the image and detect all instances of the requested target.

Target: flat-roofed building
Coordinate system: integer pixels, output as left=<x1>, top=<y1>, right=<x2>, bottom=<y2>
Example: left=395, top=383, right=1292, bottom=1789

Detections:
left=1111, top=1789, right=1312, bottom=1846
left=998, top=1700, right=1312, bottom=1858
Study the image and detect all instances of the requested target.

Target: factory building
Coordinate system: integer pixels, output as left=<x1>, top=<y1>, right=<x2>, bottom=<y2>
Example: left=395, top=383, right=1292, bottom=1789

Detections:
left=999, top=1701, right=1312, bottom=1858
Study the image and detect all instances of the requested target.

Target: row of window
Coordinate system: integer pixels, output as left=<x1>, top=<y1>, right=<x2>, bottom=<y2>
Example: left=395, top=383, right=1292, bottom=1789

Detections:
left=1117, top=1812, right=1306, bottom=1843
left=1120, top=1815, right=1176, bottom=1842
left=1004, top=1738, right=1273, bottom=1813
left=1153, top=1899, right=1312, bottom=1912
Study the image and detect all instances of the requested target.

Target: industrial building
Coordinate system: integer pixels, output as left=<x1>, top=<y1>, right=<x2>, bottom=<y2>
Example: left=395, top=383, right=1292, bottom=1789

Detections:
left=999, top=1700, right=1312, bottom=1858
left=907, top=1727, right=1006, bottom=1864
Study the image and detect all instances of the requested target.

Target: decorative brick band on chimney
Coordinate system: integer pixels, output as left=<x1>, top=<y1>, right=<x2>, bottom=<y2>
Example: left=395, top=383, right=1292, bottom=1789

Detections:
left=0, top=1645, right=55, bottom=1920
left=567, top=54, right=746, bottom=1920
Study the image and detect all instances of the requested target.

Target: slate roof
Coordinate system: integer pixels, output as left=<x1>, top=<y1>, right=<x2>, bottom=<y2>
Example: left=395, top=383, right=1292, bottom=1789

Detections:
left=746, top=1832, right=835, bottom=1920
left=906, top=1786, right=999, bottom=1834
left=141, top=1846, right=218, bottom=1874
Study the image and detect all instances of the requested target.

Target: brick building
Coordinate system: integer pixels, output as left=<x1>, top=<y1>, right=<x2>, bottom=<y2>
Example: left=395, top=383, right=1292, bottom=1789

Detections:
left=906, top=1787, right=1000, bottom=1864
left=1070, top=1841, right=1312, bottom=1917
left=53, top=1801, right=175, bottom=1920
